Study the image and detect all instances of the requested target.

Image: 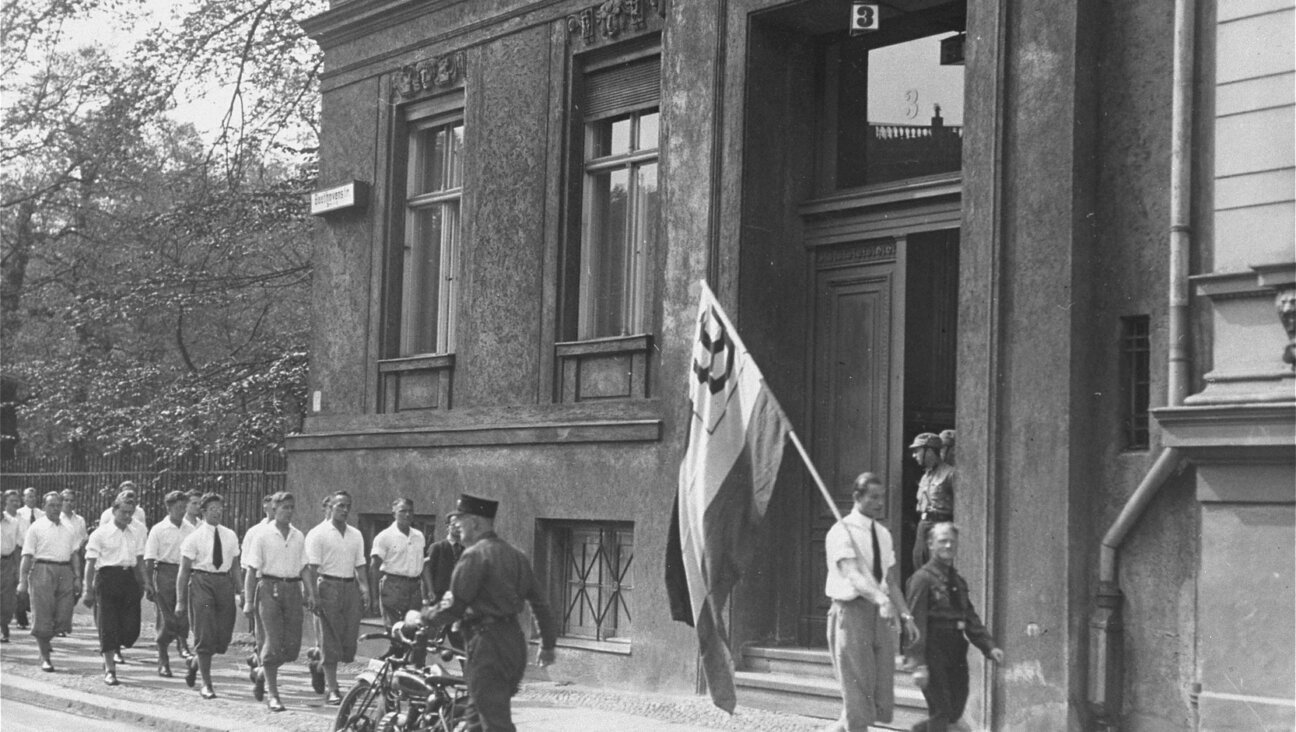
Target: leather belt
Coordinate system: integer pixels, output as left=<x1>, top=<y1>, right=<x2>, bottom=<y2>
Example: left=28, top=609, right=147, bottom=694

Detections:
left=192, top=568, right=229, bottom=576
left=155, top=561, right=179, bottom=567
left=260, top=574, right=301, bottom=582
left=34, top=559, right=71, bottom=566
left=320, top=574, right=355, bottom=582
left=921, top=512, right=953, bottom=522
left=381, top=572, right=420, bottom=581
left=97, top=565, right=135, bottom=571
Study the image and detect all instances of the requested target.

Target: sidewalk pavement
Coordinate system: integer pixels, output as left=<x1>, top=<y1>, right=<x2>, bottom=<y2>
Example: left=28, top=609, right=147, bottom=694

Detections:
left=1, top=605, right=827, bottom=731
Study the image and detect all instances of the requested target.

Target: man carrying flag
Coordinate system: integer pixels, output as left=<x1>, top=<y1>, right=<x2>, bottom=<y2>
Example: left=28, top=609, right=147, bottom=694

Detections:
left=666, top=281, right=793, bottom=713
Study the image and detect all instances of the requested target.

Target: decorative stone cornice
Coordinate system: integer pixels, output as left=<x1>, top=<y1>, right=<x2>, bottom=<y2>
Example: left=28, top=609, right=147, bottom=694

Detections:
left=396, top=51, right=465, bottom=99
left=565, top=0, right=666, bottom=46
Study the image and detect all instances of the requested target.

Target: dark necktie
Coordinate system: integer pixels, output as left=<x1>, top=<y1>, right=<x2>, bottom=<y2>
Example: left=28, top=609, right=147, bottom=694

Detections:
left=870, top=521, right=883, bottom=583
left=212, top=527, right=223, bottom=570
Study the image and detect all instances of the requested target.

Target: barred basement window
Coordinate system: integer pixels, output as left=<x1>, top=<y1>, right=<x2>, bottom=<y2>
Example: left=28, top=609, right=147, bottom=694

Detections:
left=550, top=521, right=633, bottom=642
left=1120, top=316, right=1150, bottom=450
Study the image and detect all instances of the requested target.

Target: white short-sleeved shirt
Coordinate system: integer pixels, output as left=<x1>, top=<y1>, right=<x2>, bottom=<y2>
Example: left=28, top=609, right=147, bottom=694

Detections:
left=304, top=522, right=366, bottom=578
left=86, top=521, right=146, bottom=568
left=100, top=505, right=147, bottom=528
left=180, top=522, right=240, bottom=573
left=240, top=518, right=272, bottom=568
left=370, top=524, right=426, bottom=578
left=61, top=512, right=88, bottom=548
left=1, top=513, right=24, bottom=556
left=823, top=510, right=894, bottom=602
left=19, top=506, right=44, bottom=525
left=21, top=516, right=82, bottom=563
left=245, top=524, right=306, bottom=579
left=144, top=518, right=195, bottom=564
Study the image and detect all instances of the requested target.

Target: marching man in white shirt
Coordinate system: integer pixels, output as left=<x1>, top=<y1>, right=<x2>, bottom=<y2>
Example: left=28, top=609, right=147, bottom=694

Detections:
left=369, top=497, right=427, bottom=629
left=83, top=498, right=147, bottom=686
left=176, top=493, right=243, bottom=699
left=144, top=490, right=196, bottom=676
left=99, top=483, right=148, bottom=528
left=16, top=491, right=83, bottom=672
left=1, top=490, right=25, bottom=643
left=303, top=490, right=370, bottom=705
left=242, top=491, right=315, bottom=712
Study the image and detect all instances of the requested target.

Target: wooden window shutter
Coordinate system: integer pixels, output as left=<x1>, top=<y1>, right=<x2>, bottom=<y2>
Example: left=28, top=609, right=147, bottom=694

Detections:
left=582, top=55, right=660, bottom=120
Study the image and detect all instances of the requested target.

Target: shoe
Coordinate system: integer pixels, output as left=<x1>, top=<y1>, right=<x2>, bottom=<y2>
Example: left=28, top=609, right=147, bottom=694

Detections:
left=307, top=647, right=325, bottom=694
left=252, top=668, right=265, bottom=701
left=1, top=634, right=9, bottom=644
left=157, top=662, right=173, bottom=678
left=104, top=671, right=119, bottom=686
left=185, top=657, right=198, bottom=688
left=266, top=697, right=285, bottom=713
left=113, top=650, right=126, bottom=664
left=56, top=631, right=67, bottom=637
left=325, top=690, right=342, bottom=705
left=40, top=660, right=54, bottom=672
left=199, top=687, right=217, bottom=700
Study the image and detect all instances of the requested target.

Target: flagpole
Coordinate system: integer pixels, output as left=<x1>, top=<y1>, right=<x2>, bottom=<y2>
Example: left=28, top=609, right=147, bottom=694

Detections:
left=787, top=430, right=843, bottom=523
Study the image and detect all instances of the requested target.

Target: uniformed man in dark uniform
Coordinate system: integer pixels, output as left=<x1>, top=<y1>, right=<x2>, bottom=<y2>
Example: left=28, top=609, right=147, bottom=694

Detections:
left=421, top=494, right=557, bottom=732
left=904, top=522, right=1004, bottom=732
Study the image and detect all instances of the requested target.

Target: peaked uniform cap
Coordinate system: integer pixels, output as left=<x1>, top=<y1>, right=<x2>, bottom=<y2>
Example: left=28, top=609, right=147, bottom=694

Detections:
left=448, top=494, right=498, bottom=520
left=909, top=432, right=942, bottom=450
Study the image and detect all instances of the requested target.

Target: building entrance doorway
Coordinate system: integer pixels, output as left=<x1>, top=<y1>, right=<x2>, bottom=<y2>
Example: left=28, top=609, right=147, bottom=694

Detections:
left=797, top=227, right=959, bottom=647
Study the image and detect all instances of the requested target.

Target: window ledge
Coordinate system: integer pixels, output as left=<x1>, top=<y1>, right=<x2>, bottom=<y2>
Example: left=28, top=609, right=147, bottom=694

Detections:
left=378, top=353, right=455, bottom=373
left=556, top=335, right=653, bottom=403
left=531, top=636, right=632, bottom=656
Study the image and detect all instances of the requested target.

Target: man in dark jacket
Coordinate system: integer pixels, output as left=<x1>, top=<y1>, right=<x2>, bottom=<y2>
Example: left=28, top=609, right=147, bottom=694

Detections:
left=421, top=494, right=556, bottom=732
left=905, top=522, right=1004, bottom=732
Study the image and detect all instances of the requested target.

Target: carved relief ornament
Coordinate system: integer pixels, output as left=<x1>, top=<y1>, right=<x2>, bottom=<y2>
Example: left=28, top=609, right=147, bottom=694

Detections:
left=396, top=52, right=465, bottom=99
left=566, top=0, right=667, bottom=46
left=817, top=241, right=898, bottom=266
left=1277, top=286, right=1296, bottom=369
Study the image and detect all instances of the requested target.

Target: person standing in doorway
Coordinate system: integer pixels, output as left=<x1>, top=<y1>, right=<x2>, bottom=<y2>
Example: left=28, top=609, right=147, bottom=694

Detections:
left=910, top=432, right=955, bottom=570
left=242, top=491, right=314, bottom=712
left=824, top=472, right=918, bottom=731
left=303, top=490, right=370, bottom=705
left=370, top=497, right=427, bottom=628
left=905, top=522, right=1004, bottom=732
left=16, top=491, right=82, bottom=671
left=420, top=494, right=557, bottom=732
left=144, top=490, right=195, bottom=675
left=83, top=498, right=147, bottom=685
left=1, top=489, right=25, bottom=642
left=176, top=493, right=243, bottom=699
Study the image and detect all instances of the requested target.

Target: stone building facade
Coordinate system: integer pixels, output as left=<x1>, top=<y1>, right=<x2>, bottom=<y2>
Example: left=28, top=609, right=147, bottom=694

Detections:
left=292, top=0, right=1294, bottom=728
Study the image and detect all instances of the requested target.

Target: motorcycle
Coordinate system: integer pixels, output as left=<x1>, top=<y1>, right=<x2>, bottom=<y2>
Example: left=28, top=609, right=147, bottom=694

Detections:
left=334, top=615, right=470, bottom=732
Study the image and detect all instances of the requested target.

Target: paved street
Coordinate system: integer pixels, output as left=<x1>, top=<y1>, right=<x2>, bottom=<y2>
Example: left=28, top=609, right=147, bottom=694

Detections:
left=0, top=604, right=829, bottom=731
left=1, top=699, right=146, bottom=731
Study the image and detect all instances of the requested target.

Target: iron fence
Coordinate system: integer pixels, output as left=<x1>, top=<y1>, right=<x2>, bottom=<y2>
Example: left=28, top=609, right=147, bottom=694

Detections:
left=0, top=451, right=286, bottom=538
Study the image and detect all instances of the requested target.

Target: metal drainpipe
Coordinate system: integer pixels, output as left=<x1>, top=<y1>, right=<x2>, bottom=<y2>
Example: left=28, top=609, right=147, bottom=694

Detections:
left=1086, top=0, right=1196, bottom=727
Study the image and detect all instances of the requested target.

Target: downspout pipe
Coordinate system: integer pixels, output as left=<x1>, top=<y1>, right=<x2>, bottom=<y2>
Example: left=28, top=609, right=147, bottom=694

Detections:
left=1087, top=0, right=1196, bottom=727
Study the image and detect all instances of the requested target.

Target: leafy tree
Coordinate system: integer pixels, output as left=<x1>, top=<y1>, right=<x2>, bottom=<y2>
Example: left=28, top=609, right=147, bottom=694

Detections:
left=2, top=0, right=325, bottom=458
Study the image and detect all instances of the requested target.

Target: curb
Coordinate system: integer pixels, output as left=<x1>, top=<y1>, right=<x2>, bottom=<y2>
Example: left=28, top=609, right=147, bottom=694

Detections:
left=1, top=673, right=286, bottom=732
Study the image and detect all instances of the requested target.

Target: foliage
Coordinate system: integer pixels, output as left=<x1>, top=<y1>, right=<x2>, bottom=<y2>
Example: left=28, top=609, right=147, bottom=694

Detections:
left=1, top=0, right=326, bottom=458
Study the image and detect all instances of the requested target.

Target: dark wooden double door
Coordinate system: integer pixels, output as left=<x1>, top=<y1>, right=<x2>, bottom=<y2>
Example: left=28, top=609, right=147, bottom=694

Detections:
left=797, top=228, right=959, bottom=646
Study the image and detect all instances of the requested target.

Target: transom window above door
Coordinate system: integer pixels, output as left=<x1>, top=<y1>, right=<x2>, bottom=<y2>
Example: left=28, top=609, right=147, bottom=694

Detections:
left=820, top=2, right=966, bottom=190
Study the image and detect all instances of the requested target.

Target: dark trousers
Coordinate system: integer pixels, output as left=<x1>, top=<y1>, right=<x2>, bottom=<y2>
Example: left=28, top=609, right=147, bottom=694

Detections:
left=464, top=620, right=527, bottom=732
left=95, top=567, right=142, bottom=654
left=257, top=578, right=303, bottom=667
left=1, top=552, right=18, bottom=633
left=913, top=627, right=970, bottom=732
left=188, top=571, right=236, bottom=655
left=378, top=573, right=422, bottom=628
left=153, top=563, right=188, bottom=647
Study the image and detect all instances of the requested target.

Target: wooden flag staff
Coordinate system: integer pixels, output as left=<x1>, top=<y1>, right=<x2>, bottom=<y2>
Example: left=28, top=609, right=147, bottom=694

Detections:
left=787, top=430, right=844, bottom=524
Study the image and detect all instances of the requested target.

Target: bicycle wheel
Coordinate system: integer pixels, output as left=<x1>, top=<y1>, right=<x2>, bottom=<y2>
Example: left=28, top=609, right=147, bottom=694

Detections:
left=333, top=680, right=390, bottom=732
